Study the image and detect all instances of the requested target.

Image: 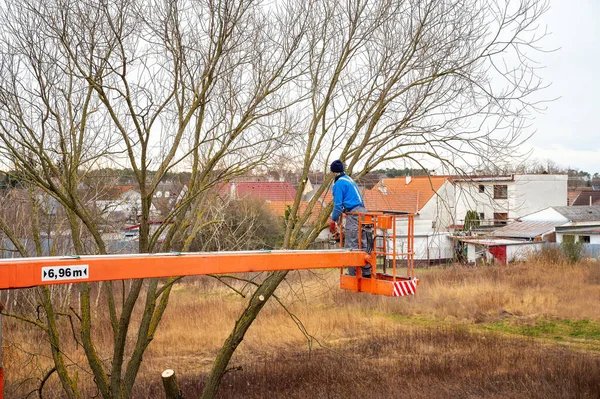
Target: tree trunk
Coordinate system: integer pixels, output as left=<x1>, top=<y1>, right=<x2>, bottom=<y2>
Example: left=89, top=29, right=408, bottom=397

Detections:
left=161, top=369, right=183, bottom=399
left=200, top=270, right=288, bottom=399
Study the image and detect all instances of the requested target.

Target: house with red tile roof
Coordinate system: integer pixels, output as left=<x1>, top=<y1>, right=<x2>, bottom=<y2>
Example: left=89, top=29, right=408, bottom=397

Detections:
left=377, top=175, right=448, bottom=212
left=361, top=186, right=416, bottom=213
left=300, top=175, right=453, bottom=262
left=570, top=190, right=600, bottom=206
left=219, top=181, right=297, bottom=202
left=321, top=175, right=453, bottom=229
left=217, top=182, right=328, bottom=236
left=374, top=175, right=455, bottom=230
left=265, top=200, right=323, bottom=224
left=568, top=188, right=590, bottom=205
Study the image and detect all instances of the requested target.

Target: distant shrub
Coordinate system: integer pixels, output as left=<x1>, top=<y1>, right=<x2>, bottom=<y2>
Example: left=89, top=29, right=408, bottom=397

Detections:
left=561, top=235, right=584, bottom=264
left=528, top=244, right=563, bottom=264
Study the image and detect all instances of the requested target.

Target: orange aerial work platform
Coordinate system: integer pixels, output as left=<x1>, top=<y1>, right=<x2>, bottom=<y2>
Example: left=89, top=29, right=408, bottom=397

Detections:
left=0, top=211, right=417, bottom=296
left=0, top=211, right=417, bottom=398
left=337, top=212, right=419, bottom=297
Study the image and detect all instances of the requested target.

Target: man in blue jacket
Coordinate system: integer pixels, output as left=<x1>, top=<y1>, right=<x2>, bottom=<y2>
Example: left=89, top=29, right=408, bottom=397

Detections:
left=330, top=160, right=371, bottom=278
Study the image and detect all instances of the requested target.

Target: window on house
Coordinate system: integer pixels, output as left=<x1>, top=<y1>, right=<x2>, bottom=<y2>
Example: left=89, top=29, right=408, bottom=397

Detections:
left=493, top=185, right=508, bottom=199
left=493, top=212, right=508, bottom=226
left=479, top=212, right=485, bottom=221
left=579, top=235, right=591, bottom=243
left=478, top=184, right=485, bottom=193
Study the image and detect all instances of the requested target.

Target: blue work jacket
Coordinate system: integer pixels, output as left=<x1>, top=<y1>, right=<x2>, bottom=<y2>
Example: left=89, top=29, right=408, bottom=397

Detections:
left=331, top=173, right=364, bottom=222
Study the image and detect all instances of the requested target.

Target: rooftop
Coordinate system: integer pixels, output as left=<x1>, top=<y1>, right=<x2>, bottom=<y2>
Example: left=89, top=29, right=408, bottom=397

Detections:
left=362, top=188, right=417, bottom=213
left=98, top=185, right=137, bottom=201
left=377, top=176, right=448, bottom=212
left=552, top=206, right=600, bottom=221
left=458, top=238, right=540, bottom=246
left=220, top=181, right=297, bottom=202
left=265, top=200, right=322, bottom=224
left=571, top=191, right=600, bottom=206
left=490, top=221, right=561, bottom=239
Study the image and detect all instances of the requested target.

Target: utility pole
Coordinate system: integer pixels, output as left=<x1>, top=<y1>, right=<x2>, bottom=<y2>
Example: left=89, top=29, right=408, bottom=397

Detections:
left=0, top=302, right=4, bottom=399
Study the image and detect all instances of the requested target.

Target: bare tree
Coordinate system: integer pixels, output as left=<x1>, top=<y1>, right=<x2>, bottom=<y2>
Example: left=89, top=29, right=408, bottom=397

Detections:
left=0, top=0, right=549, bottom=396
left=0, top=0, right=304, bottom=397
left=201, top=0, right=550, bottom=397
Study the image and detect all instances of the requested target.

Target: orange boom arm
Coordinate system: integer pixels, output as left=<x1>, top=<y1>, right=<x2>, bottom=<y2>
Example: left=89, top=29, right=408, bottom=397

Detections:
left=0, top=250, right=369, bottom=290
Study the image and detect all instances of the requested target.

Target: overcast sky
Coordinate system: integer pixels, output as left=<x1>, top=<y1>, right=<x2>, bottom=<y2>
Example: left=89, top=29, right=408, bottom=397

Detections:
left=525, top=0, right=600, bottom=173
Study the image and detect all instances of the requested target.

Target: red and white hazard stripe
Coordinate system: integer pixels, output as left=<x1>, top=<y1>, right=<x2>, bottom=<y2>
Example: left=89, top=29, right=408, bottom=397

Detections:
left=392, top=279, right=418, bottom=297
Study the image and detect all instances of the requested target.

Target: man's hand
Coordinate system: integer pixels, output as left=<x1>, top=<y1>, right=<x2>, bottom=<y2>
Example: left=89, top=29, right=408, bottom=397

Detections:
left=329, top=220, right=337, bottom=233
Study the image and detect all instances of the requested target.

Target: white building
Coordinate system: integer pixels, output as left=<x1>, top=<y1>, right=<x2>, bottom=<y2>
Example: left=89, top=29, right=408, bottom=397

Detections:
left=96, top=186, right=159, bottom=222
left=520, top=206, right=600, bottom=244
left=453, top=174, right=568, bottom=227
left=459, top=238, right=545, bottom=264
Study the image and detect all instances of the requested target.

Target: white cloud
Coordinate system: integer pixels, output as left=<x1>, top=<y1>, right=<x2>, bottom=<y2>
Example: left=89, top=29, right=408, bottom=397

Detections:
left=528, top=144, right=600, bottom=173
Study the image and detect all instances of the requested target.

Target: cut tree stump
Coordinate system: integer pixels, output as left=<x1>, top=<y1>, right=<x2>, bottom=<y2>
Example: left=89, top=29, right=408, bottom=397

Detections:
left=161, top=369, right=183, bottom=399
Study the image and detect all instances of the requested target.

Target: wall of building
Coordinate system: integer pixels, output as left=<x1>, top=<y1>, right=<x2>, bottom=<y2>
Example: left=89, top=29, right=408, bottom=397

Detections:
left=418, top=181, right=455, bottom=232
left=454, top=175, right=567, bottom=225
left=556, top=232, right=600, bottom=244
left=512, top=175, right=568, bottom=217
left=466, top=242, right=543, bottom=264
left=454, top=177, right=513, bottom=225
left=391, top=233, right=454, bottom=261
left=506, top=243, right=544, bottom=261
left=520, top=207, right=568, bottom=222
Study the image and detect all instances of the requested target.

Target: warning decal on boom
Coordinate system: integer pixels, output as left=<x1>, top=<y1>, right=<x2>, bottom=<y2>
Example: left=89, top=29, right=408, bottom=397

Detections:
left=42, top=265, right=89, bottom=282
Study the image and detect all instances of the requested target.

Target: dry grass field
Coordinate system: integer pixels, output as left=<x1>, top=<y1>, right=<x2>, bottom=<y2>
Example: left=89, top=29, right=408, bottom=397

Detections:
left=4, top=255, right=600, bottom=398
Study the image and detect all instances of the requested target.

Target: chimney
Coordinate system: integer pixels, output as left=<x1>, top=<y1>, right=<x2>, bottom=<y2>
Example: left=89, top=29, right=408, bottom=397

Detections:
left=406, top=175, right=412, bottom=185
left=230, top=182, right=236, bottom=200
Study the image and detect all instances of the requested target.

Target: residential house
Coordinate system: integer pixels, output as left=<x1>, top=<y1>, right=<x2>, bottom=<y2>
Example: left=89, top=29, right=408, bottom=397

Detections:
left=554, top=225, right=600, bottom=245
left=152, top=181, right=186, bottom=216
left=570, top=190, right=600, bottom=206
left=96, top=185, right=158, bottom=223
left=457, top=237, right=544, bottom=265
left=218, top=180, right=333, bottom=245
left=221, top=181, right=297, bottom=202
left=455, top=206, right=600, bottom=265
left=452, top=174, right=568, bottom=227
left=520, top=205, right=600, bottom=244
left=373, top=176, right=456, bottom=263
left=568, top=188, right=591, bottom=205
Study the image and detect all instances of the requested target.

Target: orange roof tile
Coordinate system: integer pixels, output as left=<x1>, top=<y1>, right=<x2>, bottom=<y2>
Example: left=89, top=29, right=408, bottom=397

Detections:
left=362, top=188, right=416, bottom=213
left=377, top=176, right=448, bottom=212
left=220, top=181, right=297, bottom=202
left=316, top=175, right=447, bottom=215
left=266, top=201, right=324, bottom=224
left=99, top=185, right=137, bottom=200
left=319, top=185, right=419, bottom=213
left=568, top=188, right=591, bottom=205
